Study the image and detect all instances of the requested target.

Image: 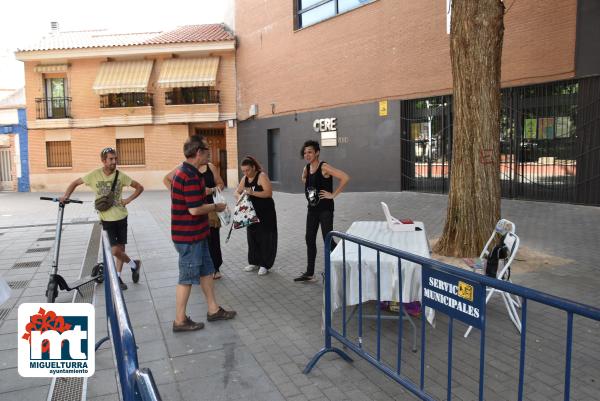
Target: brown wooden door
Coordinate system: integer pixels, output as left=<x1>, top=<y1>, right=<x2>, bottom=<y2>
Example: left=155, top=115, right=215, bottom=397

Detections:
left=197, top=128, right=227, bottom=185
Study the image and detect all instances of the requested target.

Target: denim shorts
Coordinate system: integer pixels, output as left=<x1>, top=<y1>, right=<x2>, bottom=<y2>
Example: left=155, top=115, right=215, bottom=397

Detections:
left=174, top=240, right=215, bottom=285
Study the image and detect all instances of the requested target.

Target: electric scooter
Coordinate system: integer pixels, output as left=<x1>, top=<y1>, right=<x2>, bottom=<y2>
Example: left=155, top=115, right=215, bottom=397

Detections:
left=40, top=197, right=104, bottom=302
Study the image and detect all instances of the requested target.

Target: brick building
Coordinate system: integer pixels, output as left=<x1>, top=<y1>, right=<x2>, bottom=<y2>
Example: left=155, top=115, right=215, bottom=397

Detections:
left=234, top=0, right=600, bottom=205
left=15, top=24, right=238, bottom=191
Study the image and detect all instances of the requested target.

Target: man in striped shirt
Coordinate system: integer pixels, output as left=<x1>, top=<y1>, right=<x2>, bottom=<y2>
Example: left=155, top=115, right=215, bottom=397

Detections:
left=171, top=135, right=236, bottom=332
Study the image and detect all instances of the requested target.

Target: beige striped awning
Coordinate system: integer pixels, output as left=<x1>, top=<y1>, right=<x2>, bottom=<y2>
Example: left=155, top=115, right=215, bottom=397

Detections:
left=92, top=60, right=154, bottom=95
left=34, top=64, right=69, bottom=73
left=157, top=57, right=219, bottom=88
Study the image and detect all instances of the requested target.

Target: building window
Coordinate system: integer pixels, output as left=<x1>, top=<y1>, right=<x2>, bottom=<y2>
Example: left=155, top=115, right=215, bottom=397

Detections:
left=36, top=77, right=72, bottom=119
left=116, top=138, right=145, bottom=165
left=46, top=141, right=72, bottom=168
left=267, top=129, right=280, bottom=181
left=100, top=93, right=153, bottom=108
left=296, top=0, right=375, bottom=29
left=165, top=87, right=220, bottom=105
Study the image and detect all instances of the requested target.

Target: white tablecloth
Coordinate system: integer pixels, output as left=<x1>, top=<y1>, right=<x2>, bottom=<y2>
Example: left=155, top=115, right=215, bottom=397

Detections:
left=330, top=221, right=435, bottom=324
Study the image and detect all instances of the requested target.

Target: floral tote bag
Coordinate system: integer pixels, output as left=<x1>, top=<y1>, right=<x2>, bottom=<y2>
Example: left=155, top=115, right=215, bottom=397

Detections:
left=226, top=191, right=260, bottom=242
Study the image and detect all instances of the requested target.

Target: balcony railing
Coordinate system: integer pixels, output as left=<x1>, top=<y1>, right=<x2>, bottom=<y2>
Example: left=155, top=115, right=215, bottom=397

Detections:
left=35, top=97, right=72, bottom=119
left=100, top=93, right=154, bottom=108
left=165, top=88, right=220, bottom=105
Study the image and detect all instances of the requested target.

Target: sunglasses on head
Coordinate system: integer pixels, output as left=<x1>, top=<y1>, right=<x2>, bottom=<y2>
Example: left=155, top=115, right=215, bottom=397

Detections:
left=101, top=147, right=115, bottom=155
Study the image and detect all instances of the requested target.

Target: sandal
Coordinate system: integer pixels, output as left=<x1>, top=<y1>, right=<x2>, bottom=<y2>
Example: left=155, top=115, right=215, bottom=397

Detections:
left=207, top=306, right=237, bottom=322
left=213, top=272, right=222, bottom=280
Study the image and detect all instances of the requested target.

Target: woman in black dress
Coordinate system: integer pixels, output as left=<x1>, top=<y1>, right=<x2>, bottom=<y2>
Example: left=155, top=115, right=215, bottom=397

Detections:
left=235, top=156, right=277, bottom=276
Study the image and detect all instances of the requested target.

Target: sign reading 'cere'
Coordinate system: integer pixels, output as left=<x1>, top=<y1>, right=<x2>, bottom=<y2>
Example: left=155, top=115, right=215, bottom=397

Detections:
left=422, top=267, right=485, bottom=329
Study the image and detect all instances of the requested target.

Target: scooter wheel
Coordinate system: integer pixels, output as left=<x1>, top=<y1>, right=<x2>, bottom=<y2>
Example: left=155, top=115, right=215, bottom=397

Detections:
left=46, top=280, right=58, bottom=303
left=92, top=263, right=104, bottom=284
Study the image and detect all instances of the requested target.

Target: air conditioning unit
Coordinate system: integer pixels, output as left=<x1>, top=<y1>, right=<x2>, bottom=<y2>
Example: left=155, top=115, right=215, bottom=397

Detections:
left=249, top=104, right=258, bottom=117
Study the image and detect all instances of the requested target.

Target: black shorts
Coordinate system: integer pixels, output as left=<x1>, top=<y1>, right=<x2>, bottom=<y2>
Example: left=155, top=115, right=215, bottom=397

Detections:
left=101, top=217, right=128, bottom=246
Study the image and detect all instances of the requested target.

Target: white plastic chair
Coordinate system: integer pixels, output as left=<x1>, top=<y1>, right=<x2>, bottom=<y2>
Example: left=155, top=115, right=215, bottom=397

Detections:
left=465, top=219, right=522, bottom=338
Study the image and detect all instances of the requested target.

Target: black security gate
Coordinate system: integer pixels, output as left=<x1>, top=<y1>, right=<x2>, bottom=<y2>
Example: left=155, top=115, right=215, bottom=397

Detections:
left=400, top=95, right=453, bottom=194
left=400, top=76, right=600, bottom=206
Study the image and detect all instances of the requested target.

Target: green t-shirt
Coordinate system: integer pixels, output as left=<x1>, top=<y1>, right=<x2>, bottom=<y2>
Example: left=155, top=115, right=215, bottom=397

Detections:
left=82, top=168, right=133, bottom=222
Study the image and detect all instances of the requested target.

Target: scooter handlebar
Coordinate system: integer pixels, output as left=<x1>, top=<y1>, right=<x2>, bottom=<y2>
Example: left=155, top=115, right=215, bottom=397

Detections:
left=40, top=197, right=83, bottom=204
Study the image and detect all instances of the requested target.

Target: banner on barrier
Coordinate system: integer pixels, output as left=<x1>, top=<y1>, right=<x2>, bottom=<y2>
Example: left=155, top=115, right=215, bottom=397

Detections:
left=422, top=267, right=485, bottom=329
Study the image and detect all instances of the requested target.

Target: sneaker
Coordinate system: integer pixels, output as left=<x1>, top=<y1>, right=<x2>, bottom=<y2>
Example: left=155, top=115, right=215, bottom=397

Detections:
left=294, top=272, right=316, bottom=282
left=243, top=265, right=259, bottom=272
left=258, top=266, right=269, bottom=276
left=131, top=259, right=142, bottom=284
left=173, top=316, right=205, bottom=332
left=207, top=307, right=237, bottom=322
left=118, top=276, right=128, bottom=290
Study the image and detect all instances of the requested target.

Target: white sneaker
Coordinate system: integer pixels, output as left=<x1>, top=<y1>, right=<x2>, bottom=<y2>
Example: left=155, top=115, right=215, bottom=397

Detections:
left=243, top=265, right=258, bottom=272
left=258, top=267, right=269, bottom=276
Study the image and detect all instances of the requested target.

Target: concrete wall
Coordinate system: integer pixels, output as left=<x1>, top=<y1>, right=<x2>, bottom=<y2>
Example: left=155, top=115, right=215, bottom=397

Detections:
left=237, top=100, right=401, bottom=193
left=575, top=0, right=600, bottom=77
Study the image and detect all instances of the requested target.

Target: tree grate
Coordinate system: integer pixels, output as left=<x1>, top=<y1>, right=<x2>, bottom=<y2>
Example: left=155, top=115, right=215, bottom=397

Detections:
left=50, top=377, right=83, bottom=401
left=11, top=261, right=42, bottom=269
left=0, top=308, right=10, bottom=320
left=37, top=236, right=55, bottom=241
left=26, top=247, right=52, bottom=253
left=7, top=280, right=30, bottom=289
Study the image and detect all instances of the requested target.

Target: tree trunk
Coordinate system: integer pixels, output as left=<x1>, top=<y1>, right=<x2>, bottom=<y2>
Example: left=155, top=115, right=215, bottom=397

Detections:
left=433, top=0, right=505, bottom=257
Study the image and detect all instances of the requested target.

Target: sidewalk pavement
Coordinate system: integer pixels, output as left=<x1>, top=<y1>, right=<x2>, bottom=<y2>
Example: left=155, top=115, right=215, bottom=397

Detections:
left=0, top=190, right=599, bottom=401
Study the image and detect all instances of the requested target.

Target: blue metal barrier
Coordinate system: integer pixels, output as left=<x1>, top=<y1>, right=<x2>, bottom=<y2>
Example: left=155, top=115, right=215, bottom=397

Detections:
left=304, top=231, right=600, bottom=401
left=95, top=231, right=162, bottom=401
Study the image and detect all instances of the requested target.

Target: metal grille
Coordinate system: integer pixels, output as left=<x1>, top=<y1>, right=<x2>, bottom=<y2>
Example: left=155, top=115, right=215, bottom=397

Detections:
left=0, top=148, right=12, bottom=182
left=12, top=261, right=42, bottom=269
left=401, top=95, right=452, bottom=194
left=100, top=92, right=153, bottom=108
left=0, top=308, right=10, bottom=320
left=26, top=247, right=51, bottom=253
left=165, top=88, right=220, bottom=105
left=46, top=141, right=72, bottom=168
left=37, top=236, right=56, bottom=241
left=116, top=138, right=145, bottom=165
left=400, top=76, right=600, bottom=205
left=7, top=280, right=30, bottom=289
left=35, top=97, right=72, bottom=119
left=49, top=377, right=83, bottom=401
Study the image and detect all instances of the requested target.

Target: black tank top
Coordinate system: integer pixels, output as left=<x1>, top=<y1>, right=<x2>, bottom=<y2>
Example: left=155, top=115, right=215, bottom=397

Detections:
left=199, top=165, right=216, bottom=204
left=305, top=161, right=334, bottom=212
left=244, top=171, right=277, bottom=227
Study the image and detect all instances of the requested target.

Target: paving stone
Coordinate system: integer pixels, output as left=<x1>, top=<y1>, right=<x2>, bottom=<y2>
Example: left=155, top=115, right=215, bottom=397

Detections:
left=1, top=190, right=600, bottom=400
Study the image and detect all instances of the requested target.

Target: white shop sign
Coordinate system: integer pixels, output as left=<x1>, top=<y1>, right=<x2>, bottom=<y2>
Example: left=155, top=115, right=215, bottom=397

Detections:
left=313, top=118, right=338, bottom=147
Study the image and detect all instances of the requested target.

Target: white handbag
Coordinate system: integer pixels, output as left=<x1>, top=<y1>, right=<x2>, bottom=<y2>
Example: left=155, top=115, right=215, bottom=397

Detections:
left=213, top=187, right=232, bottom=226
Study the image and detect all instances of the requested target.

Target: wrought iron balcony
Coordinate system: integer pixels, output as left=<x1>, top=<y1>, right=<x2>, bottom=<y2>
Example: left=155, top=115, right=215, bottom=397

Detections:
left=35, top=97, right=72, bottom=119
left=100, top=93, right=153, bottom=108
left=165, top=88, right=220, bottom=105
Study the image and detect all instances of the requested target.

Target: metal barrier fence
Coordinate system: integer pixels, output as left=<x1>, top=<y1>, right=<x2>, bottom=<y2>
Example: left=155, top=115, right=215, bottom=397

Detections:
left=95, top=231, right=162, bottom=401
left=304, top=231, right=600, bottom=401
